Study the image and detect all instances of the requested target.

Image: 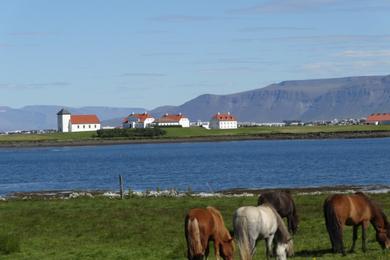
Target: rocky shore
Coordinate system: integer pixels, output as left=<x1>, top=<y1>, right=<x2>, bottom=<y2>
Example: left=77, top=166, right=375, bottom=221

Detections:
left=2, top=184, right=390, bottom=201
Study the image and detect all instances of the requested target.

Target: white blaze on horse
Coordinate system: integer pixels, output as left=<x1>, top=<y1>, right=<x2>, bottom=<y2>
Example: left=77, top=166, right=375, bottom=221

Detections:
left=233, top=204, right=293, bottom=260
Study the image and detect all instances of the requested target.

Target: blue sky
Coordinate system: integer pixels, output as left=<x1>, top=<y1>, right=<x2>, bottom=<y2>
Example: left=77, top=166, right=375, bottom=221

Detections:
left=1, top=0, right=390, bottom=109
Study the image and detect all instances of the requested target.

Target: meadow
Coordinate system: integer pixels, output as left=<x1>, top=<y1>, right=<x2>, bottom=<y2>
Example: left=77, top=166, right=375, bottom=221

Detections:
left=1, top=125, right=390, bottom=145
left=1, top=193, right=390, bottom=259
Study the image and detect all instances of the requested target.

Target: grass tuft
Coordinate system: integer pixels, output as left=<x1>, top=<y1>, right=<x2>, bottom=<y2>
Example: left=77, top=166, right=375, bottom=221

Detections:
left=0, top=233, right=20, bottom=255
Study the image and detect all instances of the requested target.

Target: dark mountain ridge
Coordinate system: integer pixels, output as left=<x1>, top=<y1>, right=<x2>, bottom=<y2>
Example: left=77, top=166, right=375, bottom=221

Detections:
left=151, top=75, right=390, bottom=122
left=2, top=75, right=390, bottom=131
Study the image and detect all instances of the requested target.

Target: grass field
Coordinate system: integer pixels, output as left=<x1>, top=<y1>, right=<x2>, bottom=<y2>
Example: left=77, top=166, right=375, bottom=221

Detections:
left=1, top=193, right=390, bottom=259
left=162, top=125, right=390, bottom=138
left=1, top=125, right=390, bottom=144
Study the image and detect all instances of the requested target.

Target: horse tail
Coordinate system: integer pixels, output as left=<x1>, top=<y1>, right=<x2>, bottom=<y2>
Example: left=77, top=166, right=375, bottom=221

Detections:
left=233, top=214, right=251, bottom=260
left=323, top=197, right=343, bottom=253
left=186, top=217, right=203, bottom=258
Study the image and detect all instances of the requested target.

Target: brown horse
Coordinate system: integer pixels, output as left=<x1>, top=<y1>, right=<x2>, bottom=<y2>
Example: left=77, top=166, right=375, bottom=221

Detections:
left=258, top=191, right=299, bottom=235
left=323, top=192, right=390, bottom=255
left=185, top=206, right=234, bottom=260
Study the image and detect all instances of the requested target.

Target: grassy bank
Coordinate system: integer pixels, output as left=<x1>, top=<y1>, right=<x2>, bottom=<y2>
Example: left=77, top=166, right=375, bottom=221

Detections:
left=1, top=193, right=390, bottom=259
left=1, top=125, right=390, bottom=147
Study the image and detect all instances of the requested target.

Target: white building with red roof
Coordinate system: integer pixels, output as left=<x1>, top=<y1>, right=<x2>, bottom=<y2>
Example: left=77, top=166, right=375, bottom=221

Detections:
left=122, top=112, right=155, bottom=128
left=209, top=112, right=237, bottom=129
left=154, top=113, right=190, bottom=128
left=366, top=113, right=390, bottom=125
left=57, top=109, right=101, bottom=133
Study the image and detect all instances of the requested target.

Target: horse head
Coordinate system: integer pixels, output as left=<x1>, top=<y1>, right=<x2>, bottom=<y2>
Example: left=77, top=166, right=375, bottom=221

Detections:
left=275, top=238, right=294, bottom=260
left=376, top=229, right=390, bottom=249
left=374, top=210, right=390, bottom=249
left=219, top=237, right=235, bottom=260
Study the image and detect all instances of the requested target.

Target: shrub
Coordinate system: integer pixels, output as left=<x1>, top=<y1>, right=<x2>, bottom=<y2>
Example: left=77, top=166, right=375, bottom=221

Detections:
left=0, top=233, right=20, bottom=255
left=96, top=127, right=166, bottom=138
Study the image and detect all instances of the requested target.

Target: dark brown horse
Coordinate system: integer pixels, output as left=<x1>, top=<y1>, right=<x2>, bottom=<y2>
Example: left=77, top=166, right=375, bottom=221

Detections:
left=324, top=192, right=390, bottom=255
left=184, top=206, right=234, bottom=260
left=258, top=191, right=299, bottom=235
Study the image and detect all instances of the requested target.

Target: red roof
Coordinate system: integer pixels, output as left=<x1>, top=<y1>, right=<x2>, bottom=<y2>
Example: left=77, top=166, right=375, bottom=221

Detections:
left=367, top=113, right=390, bottom=122
left=157, top=114, right=186, bottom=123
left=212, top=113, right=236, bottom=121
left=124, top=113, right=153, bottom=123
left=70, top=115, right=100, bottom=124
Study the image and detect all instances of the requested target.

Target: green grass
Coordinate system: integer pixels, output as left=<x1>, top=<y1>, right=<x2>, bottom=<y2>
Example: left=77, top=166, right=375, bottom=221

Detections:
left=163, top=125, right=390, bottom=138
left=1, top=125, right=390, bottom=144
left=0, top=132, right=97, bottom=143
left=1, top=193, right=390, bottom=259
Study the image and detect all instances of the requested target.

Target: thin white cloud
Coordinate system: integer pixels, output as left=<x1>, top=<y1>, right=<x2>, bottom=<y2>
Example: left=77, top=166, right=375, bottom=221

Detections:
left=150, top=15, right=215, bottom=22
left=199, top=66, right=259, bottom=74
left=140, top=52, right=187, bottom=57
left=0, top=82, right=70, bottom=90
left=232, top=34, right=390, bottom=45
left=238, top=26, right=314, bottom=32
left=119, top=73, right=166, bottom=77
left=7, top=32, right=58, bottom=37
left=228, top=0, right=390, bottom=14
left=228, top=0, right=341, bottom=14
left=302, top=60, right=390, bottom=75
left=338, top=50, right=390, bottom=58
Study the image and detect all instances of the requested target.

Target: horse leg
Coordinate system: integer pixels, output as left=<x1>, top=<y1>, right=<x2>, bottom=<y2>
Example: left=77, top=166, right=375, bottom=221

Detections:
left=349, top=225, right=358, bottom=253
left=336, top=225, right=346, bottom=256
left=213, top=239, right=221, bottom=260
left=362, top=221, right=368, bottom=252
left=248, top=236, right=257, bottom=259
left=265, top=235, right=274, bottom=260
left=287, top=215, right=293, bottom=234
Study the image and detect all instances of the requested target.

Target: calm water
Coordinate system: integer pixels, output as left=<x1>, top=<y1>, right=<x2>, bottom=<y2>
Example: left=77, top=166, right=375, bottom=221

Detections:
left=0, top=138, right=389, bottom=195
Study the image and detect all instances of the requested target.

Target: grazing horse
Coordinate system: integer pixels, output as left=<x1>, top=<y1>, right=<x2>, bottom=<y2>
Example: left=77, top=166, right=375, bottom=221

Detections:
left=324, top=192, right=390, bottom=255
left=258, top=191, right=299, bottom=235
left=233, top=204, right=294, bottom=260
left=185, top=206, right=234, bottom=260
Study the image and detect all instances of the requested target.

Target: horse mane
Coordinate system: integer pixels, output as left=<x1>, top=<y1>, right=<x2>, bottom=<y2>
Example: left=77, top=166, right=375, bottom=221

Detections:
left=206, top=206, right=232, bottom=241
left=356, top=193, right=390, bottom=232
left=265, top=204, right=291, bottom=244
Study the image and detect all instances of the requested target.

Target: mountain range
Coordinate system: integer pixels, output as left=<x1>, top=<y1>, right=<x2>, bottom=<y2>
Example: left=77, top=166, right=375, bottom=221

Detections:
left=1, top=75, right=390, bottom=131
left=150, top=74, right=390, bottom=122
left=0, top=106, right=145, bottom=132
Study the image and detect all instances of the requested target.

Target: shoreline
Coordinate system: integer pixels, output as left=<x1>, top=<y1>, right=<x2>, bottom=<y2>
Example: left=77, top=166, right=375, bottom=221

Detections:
left=3, top=184, right=390, bottom=200
left=1, top=130, right=390, bottom=148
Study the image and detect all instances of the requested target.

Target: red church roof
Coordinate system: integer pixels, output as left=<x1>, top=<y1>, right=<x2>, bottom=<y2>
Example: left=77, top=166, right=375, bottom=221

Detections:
left=157, top=113, right=187, bottom=123
left=123, top=113, right=153, bottom=123
left=70, top=115, right=100, bottom=124
left=212, top=113, right=236, bottom=121
left=366, top=113, right=390, bottom=123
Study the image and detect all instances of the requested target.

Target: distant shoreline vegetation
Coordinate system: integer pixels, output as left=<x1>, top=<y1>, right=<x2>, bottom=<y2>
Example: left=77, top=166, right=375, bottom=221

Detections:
left=1, top=125, right=390, bottom=148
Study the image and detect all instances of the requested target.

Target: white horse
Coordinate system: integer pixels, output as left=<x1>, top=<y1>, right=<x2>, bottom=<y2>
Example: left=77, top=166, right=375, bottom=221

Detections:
left=233, top=204, right=294, bottom=260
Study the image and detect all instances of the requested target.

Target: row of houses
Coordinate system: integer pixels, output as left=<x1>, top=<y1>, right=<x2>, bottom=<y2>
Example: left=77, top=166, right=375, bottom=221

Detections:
left=57, top=108, right=390, bottom=133
left=122, top=112, right=237, bottom=129
left=57, top=109, right=238, bottom=133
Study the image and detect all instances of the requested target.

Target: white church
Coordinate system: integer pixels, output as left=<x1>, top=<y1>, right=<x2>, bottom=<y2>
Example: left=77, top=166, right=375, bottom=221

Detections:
left=57, top=108, right=101, bottom=133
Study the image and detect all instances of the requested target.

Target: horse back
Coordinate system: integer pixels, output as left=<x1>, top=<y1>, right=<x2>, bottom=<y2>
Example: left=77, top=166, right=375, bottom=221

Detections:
left=235, top=205, right=278, bottom=235
left=326, top=194, right=371, bottom=225
left=258, top=191, right=294, bottom=217
left=187, top=208, right=215, bottom=238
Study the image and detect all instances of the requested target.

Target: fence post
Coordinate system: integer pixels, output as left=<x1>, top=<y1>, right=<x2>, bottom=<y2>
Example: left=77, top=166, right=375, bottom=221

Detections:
left=119, top=175, right=124, bottom=199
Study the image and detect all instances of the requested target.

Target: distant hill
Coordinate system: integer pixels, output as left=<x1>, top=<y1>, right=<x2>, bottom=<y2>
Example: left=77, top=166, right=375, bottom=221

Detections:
left=151, top=75, right=390, bottom=122
left=2, top=75, right=390, bottom=131
left=0, top=106, right=145, bottom=131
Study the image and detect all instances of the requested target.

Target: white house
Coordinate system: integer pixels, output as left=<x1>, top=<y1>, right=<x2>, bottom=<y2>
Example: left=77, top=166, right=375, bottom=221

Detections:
left=209, top=112, right=237, bottom=129
left=154, top=113, right=190, bottom=128
left=57, top=109, right=101, bottom=133
left=122, top=112, right=155, bottom=128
